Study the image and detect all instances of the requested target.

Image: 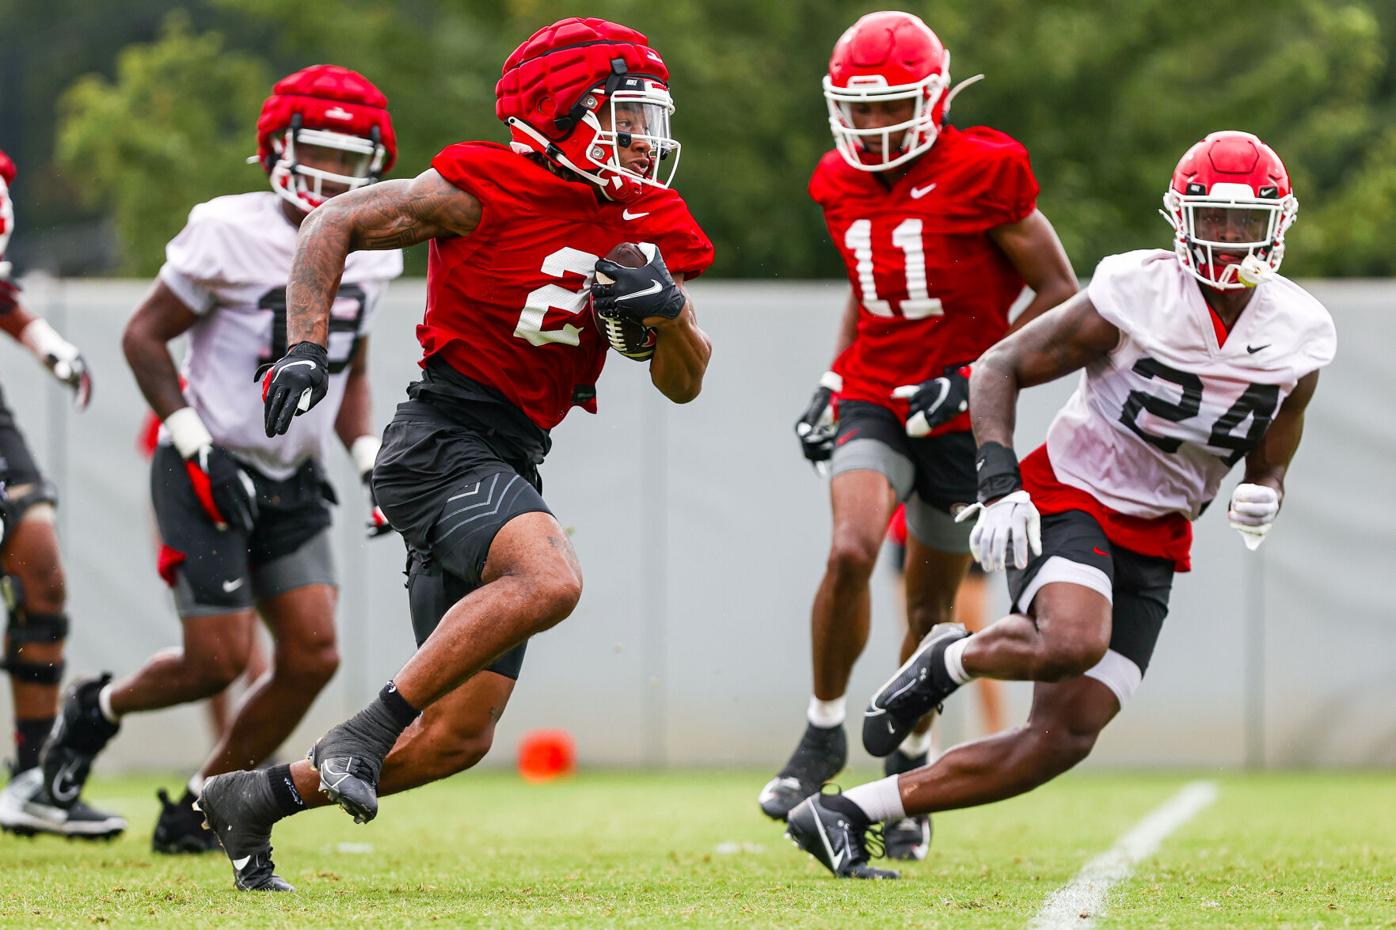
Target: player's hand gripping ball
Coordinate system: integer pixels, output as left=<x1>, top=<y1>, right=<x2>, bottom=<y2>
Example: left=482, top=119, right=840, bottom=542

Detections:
left=591, top=242, right=682, bottom=361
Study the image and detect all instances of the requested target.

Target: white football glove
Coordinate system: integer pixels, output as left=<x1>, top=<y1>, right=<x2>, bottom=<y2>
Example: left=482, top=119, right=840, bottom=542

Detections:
left=955, top=489, right=1042, bottom=572
left=1227, top=482, right=1280, bottom=551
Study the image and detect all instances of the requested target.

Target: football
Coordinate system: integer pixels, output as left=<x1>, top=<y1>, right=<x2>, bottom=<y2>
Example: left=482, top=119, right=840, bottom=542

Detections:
left=593, top=241, right=658, bottom=362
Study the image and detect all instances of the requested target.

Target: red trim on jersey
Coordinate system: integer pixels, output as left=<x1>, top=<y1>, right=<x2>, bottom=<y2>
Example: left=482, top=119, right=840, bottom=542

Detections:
left=1204, top=300, right=1231, bottom=347
left=1019, top=445, right=1192, bottom=572
left=156, top=544, right=186, bottom=588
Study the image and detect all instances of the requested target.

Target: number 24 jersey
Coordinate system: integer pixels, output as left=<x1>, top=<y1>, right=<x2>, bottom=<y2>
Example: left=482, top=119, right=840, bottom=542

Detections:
left=1045, top=249, right=1336, bottom=523
left=809, top=125, right=1039, bottom=420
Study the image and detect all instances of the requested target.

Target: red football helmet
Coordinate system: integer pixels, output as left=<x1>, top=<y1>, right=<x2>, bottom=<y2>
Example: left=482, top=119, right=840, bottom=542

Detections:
left=496, top=17, right=679, bottom=203
left=1162, top=131, right=1298, bottom=290
left=255, top=65, right=396, bottom=213
left=824, top=11, right=979, bottom=172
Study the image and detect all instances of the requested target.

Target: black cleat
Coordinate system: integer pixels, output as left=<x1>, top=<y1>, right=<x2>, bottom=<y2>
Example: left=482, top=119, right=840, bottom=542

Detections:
left=785, top=793, right=899, bottom=879
left=863, top=625, right=968, bottom=757
left=153, top=788, right=220, bottom=854
left=758, top=722, right=847, bottom=821
left=309, top=720, right=388, bottom=824
left=0, top=766, right=126, bottom=839
left=881, top=748, right=933, bottom=861
left=40, top=673, right=120, bottom=811
left=198, top=771, right=292, bottom=891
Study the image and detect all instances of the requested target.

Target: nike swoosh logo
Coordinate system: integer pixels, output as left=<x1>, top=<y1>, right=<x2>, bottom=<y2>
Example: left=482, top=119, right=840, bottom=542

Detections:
left=320, top=758, right=355, bottom=790
left=232, top=855, right=252, bottom=870
left=910, top=183, right=937, bottom=199
left=222, top=578, right=245, bottom=593
left=274, top=359, right=318, bottom=381
left=622, top=209, right=650, bottom=220
left=50, top=761, right=82, bottom=803
left=1246, top=344, right=1270, bottom=354
left=615, top=280, right=663, bottom=302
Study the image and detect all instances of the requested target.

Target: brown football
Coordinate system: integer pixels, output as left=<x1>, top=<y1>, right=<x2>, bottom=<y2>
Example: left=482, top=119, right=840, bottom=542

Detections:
left=593, top=241, right=657, bottom=361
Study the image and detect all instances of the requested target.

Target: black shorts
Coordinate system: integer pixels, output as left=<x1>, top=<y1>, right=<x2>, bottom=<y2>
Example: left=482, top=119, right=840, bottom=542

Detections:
left=832, top=401, right=976, bottom=513
left=0, top=386, right=47, bottom=490
left=151, top=445, right=335, bottom=617
left=1006, top=510, right=1174, bottom=686
left=372, top=398, right=551, bottom=680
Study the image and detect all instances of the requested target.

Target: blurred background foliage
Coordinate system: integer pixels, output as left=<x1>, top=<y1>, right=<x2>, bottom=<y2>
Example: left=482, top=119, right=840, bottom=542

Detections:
left=2, top=0, right=1393, bottom=278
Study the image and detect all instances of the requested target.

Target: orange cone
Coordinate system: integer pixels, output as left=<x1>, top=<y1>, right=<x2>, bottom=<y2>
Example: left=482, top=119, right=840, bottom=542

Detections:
left=517, top=729, right=575, bottom=782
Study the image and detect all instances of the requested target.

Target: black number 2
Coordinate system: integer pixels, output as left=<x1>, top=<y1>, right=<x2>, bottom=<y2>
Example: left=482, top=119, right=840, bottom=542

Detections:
left=1119, top=357, right=1280, bottom=464
left=257, top=285, right=367, bottom=374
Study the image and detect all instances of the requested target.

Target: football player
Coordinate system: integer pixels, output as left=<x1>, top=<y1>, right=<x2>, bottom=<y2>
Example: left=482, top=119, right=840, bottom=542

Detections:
left=787, top=131, right=1334, bottom=878
left=195, top=18, right=714, bottom=891
left=36, top=66, right=402, bottom=853
left=762, top=10, right=1078, bottom=860
left=0, top=149, right=123, bottom=838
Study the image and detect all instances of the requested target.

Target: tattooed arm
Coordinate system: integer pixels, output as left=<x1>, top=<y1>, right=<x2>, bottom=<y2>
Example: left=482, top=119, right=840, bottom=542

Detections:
left=284, top=169, right=482, bottom=346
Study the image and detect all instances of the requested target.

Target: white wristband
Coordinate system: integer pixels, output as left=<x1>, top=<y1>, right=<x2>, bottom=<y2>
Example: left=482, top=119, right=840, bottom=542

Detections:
left=351, top=435, right=381, bottom=476
left=164, top=406, right=213, bottom=459
left=819, top=370, right=844, bottom=392
left=19, top=318, right=77, bottom=364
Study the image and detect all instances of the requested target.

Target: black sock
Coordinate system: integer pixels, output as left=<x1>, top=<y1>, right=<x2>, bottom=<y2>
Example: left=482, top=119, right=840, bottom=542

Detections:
left=378, top=681, right=421, bottom=730
left=14, top=717, right=54, bottom=773
left=822, top=793, right=871, bottom=826
left=264, top=764, right=306, bottom=820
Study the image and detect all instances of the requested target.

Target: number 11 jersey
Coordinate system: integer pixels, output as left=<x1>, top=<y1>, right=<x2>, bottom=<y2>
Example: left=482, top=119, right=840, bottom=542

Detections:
left=809, top=124, right=1039, bottom=422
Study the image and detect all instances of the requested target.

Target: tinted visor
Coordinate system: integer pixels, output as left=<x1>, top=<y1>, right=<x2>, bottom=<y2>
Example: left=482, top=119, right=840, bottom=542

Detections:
left=1190, top=205, right=1275, bottom=245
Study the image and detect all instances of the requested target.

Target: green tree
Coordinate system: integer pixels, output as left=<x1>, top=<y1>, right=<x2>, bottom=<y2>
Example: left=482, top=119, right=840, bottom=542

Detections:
left=56, top=12, right=270, bottom=273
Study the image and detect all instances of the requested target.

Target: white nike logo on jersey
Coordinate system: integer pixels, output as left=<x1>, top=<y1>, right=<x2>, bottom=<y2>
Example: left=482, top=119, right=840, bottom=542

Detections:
left=910, top=183, right=937, bottom=199
left=232, top=855, right=252, bottom=870
left=222, top=578, right=245, bottom=593
left=616, top=281, right=663, bottom=302
left=621, top=209, right=650, bottom=220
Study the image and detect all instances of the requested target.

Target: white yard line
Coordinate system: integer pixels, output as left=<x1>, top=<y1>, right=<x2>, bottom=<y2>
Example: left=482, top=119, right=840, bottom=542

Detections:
left=1028, top=780, right=1218, bottom=929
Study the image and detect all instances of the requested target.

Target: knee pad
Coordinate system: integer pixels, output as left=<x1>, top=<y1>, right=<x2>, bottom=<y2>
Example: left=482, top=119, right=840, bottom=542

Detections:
left=2, top=575, right=68, bottom=684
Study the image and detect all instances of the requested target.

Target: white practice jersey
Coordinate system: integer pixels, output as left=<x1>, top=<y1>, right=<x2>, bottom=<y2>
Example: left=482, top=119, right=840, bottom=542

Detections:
left=158, top=191, right=402, bottom=480
left=1046, top=249, right=1336, bottom=520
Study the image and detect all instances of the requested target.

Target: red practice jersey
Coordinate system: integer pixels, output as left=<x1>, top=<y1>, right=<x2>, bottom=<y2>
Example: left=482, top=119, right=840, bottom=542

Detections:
left=422, top=142, right=714, bottom=429
left=809, top=125, right=1038, bottom=429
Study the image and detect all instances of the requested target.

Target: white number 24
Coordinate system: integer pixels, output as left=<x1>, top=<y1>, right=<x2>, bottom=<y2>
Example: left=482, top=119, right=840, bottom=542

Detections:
left=844, top=218, right=943, bottom=319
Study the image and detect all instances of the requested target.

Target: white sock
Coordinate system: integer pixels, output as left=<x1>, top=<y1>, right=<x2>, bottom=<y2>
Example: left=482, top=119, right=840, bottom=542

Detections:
left=807, top=695, right=846, bottom=729
left=842, top=775, right=906, bottom=823
left=944, top=637, right=974, bottom=685
left=898, top=730, right=934, bottom=759
left=186, top=773, right=205, bottom=797
left=97, top=683, right=121, bottom=724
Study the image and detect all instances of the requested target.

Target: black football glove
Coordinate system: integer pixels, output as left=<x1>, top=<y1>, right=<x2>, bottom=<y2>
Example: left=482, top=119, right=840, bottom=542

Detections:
left=183, top=444, right=258, bottom=534
left=258, top=341, right=329, bottom=437
left=591, top=244, right=686, bottom=326
left=363, top=470, right=393, bottom=539
left=892, top=364, right=972, bottom=438
left=794, top=372, right=842, bottom=473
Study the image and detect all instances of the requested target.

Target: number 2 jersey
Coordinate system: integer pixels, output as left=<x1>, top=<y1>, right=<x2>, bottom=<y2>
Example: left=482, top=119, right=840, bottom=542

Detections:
left=158, top=191, right=403, bottom=479
left=421, top=142, right=715, bottom=431
left=1023, top=248, right=1337, bottom=570
left=809, top=124, right=1039, bottom=426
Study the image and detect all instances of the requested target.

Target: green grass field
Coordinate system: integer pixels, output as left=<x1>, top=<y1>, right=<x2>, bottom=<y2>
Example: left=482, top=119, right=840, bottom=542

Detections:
left=4, top=770, right=1393, bottom=929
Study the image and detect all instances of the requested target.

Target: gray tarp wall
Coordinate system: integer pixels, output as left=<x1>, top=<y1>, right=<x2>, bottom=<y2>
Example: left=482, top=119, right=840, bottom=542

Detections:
left=0, top=278, right=1391, bottom=771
